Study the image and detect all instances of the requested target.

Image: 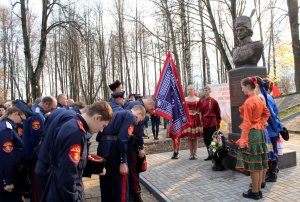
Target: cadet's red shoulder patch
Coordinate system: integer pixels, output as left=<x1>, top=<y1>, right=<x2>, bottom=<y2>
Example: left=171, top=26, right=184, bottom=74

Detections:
left=68, top=144, right=81, bottom=164
left=32, top=120, right=41, bottom=130
left=3, top=141, right=13, bottom=153
left=77, top=120, right=86, bottom=133
left=17, top=127, right=23, bottom=136
left=128, top=125, right=134, bottom=136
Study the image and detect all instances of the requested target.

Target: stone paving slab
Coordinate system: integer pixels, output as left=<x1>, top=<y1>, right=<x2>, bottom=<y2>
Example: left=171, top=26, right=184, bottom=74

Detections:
left=82, top=121, right=300, bottom=202
left=140, top=134, right=300, bottom=202
left=282, top=114, right=300, bottom=134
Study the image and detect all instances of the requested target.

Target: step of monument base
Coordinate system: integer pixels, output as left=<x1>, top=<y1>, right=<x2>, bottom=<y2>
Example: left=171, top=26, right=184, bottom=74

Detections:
left=223, top=149, right=297, bottom=171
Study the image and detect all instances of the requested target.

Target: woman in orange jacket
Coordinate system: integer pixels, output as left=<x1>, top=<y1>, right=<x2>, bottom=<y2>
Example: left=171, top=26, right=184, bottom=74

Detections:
left=235, top=76, right=270, bottom=200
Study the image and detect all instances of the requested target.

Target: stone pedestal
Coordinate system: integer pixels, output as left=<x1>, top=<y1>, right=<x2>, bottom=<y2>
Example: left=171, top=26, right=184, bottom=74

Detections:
left=227, top=66, right=267, bottom=142
left=225, top=66, right=297, bottom=171
left=228, top=66, right=267, bottom=134
left=225, top=67, right=259, bottom=171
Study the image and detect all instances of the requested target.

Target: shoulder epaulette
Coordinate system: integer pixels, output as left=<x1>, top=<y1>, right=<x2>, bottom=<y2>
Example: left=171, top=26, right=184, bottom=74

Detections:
left=5, top=121, right=13, bottom=130
left=77, top=120, right=87, bottom=134
left=35, top=107, right=41, bottom=113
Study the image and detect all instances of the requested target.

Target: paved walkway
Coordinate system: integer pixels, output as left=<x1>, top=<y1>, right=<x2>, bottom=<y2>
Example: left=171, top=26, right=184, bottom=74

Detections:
left=82, top=113, right=300, bottom=202
left=83, top=133, right=300, bottom=202
left=141, top=134, right=300, bottom=202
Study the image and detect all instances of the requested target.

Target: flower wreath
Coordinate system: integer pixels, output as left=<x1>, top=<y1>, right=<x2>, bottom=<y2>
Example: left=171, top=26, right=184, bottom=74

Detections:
left=208, top=131, right=226, bottom=157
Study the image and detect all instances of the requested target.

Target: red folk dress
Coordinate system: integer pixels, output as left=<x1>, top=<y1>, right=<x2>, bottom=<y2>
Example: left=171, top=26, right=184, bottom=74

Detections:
left=182, top=101, right=203, bottom=139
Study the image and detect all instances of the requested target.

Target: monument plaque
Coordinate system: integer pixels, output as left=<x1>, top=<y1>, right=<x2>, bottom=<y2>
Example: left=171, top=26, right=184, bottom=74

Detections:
left=229, top=75, right=245, bottom=107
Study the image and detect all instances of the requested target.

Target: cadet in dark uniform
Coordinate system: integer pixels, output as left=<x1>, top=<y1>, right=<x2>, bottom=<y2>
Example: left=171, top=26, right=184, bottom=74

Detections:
left=98, top=105, right=146, bottom=202
left=96, top=90, right=125, bottom=201
left=125, top=98, right=156, bottom=202
left=110, top=91, right=126, bottom=111
left=23, top=96, right=57, bottom=160
left=0, top=107, right=27, bottom=202
left=35, top=108, right=77, bottom=200
left=109, top=80, right=125, bottom=106
left=150, top=114, right=160, bottom=140
left=22, top=96, right=57, bottom=201
left=109, top=80, right=123, bottom=93
left=41, top=101, right=112, bottom=201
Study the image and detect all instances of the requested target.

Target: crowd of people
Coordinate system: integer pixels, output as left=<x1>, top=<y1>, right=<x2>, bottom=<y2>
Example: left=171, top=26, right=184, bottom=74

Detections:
left=171, top=84, right=221, bottom=161
left=168, top=77, right=284, bottom=200
left=0, top=79, right=156, bottom=202
left=0, top=75, right=285, bottom=201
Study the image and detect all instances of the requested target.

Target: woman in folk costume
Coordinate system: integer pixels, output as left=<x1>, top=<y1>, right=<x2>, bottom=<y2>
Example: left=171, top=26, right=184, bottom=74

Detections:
left=182, top=84, right=203, bottom=160
left=253, top=76, right=276, bottom=189
left=235, top=77, right=270, bottom=200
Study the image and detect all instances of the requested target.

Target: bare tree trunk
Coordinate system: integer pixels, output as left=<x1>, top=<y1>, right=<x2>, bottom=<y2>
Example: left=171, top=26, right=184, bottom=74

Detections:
left=115, top=0, right=124, bottom=83
left=270, top=6, right=276, bottom=79
left=158, top=30, right=162, bottom=75
left=254, top=0, right=266, bottom=67
left=1, top=9, right=8, bottom=100
left=122, top=37, right=132, bottom=94
left=20, top=0, right=35, bottom=101
left=7, top=39, right=14, bottom=99
left=96, top=5, right=109, bottom=101
left=178, top=0, right=192, bottom=84
left=267, top=30, right=271, bottom=74
left=161, top=0, right=181, bottom=74
left=140, top=30, right=146, bottom=96
left=287, top=0, right=300, bottom=92
left=111, top=37, right=116, bottom=82
left=152, top=41, right=157, bottom=86
left=198, top=0, right=208, bottom=85
left=216, top=47, right=220, bottom=84
left=205, top=0, right=232, bottom=71
left=135, top=5, right=139, bottom=93
left=230, top=0, right=238, bottom=47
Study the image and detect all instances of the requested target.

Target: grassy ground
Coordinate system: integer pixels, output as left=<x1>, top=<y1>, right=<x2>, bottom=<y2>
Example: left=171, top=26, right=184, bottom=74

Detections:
left=279, top=104, right=300, bottom=119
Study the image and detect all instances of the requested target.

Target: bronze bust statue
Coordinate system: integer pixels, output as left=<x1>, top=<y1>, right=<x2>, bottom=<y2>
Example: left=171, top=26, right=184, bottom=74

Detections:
left=232, top=16, right=263, bottom=68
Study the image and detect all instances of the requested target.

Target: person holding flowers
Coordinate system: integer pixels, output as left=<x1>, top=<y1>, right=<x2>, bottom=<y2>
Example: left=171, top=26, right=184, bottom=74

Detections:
left=208, top=131, right=227, bottom=171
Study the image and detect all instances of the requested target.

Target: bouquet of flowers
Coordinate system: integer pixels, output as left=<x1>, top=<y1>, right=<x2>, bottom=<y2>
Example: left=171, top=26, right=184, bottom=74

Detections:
left=208, top=131, right=226, bottom=158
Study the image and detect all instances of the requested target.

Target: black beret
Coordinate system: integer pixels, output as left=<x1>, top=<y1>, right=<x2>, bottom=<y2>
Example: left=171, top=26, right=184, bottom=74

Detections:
left=111, top=91, right=125, bottom=98
left=109, top=80, right=122, bottom=91
left=13, top=99, right=32, bottom=118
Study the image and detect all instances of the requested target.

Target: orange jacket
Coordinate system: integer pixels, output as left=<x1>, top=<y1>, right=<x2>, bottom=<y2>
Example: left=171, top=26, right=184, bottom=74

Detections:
left=236, top=94, right=270, bottom=148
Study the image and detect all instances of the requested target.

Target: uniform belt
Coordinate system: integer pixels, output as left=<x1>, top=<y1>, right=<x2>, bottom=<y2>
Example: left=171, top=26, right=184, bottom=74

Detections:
left=101, top=135, right=118, bottom=141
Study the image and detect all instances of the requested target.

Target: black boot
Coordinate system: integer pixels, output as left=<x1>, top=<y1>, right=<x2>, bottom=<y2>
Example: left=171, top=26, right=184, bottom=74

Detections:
left=171, top=152, right=179, bottom=159
left=134, top=195, right=144, bottom=202
left=266, top=173, right=277, bottom=182
left=259, top=191, right=263, bottom=199
left=242, top=189, right=260, bottom=200
left=204, top=156, right=212, bottom=161
left=266, top=160, right=278, bottom=182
